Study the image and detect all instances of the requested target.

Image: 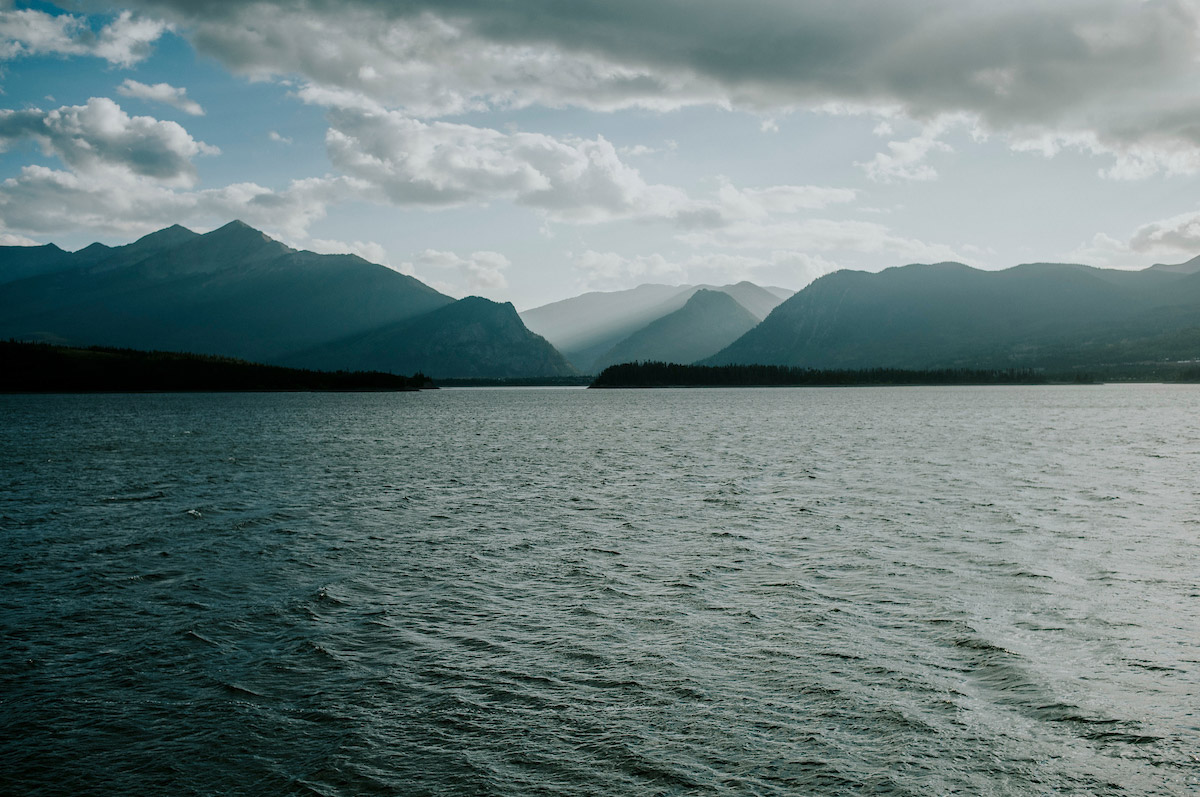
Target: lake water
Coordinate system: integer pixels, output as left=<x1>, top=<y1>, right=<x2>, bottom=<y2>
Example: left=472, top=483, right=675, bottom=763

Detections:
left=2, top=386, right=1198, bottom=795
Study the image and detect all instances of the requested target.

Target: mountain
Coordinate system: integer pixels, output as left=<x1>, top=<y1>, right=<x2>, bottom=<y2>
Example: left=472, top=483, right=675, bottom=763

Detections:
left=705, top=259, right=1200, bottom=370
left=0, top=221, right=453, bottom=362
left=591, top=289, right=760, bottom=372
left=1148, top=254, right=1200, bottom=275
left=521, top=280, right=789, bottom=372
left=284, top=296, right=576, bottom=378
left=0, top=221, right=571, bottom=377
left=0, top=244, right=76, bottom=285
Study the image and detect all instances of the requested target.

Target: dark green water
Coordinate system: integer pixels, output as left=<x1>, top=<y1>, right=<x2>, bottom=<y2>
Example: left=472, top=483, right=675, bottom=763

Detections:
left=2, top=386, right=1198, bottom=795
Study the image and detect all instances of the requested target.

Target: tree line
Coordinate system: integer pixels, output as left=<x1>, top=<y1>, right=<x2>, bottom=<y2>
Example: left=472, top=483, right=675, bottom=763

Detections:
left=1, top=340, right=434, bottom=392
left=590, top=361, right=1047, bottom=387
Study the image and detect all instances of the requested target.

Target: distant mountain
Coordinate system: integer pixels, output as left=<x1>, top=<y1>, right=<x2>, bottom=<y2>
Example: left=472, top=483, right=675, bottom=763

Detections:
left=521, top=280, right=789, bottom=372
left=705, top=259, right=1200, bottom=370
left=285, top=296, right=575, bottom=378
left=1148, top=254, right=1200, bottom=275
left=591, top=289, right=760, bottom=372
left=0, top=221, right=571, bottom=377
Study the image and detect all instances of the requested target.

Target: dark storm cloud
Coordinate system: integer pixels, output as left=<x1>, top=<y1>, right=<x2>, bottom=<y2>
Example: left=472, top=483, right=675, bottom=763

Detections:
left=114, top=0, right=1197, bottom=127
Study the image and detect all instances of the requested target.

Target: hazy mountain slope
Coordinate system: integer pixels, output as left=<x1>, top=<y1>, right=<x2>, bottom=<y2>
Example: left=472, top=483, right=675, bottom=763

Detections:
left=705, top=260, right=1200, bottom=369
left=1147, top=254, right=1200, bottom=275
left=285, top=296, right=577, bottom=378
left=715, top=282, right=791, bottom=320
left=521, top=280, right=789, bottom=372
left=0, top=221, right=454, bottom=362
left=520, top=284, right=693, bottom=369
left=591, top=289, right=760, bottom=371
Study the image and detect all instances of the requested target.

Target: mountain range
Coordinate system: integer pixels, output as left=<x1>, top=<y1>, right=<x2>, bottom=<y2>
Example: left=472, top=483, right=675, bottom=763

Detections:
left=6, top=220, right=1200, bottom=380
left=520, top=281, right=792, bottom=372
left=0, top=221, right=572, bottom=378
left=705, top=257, right=1200, bottom=370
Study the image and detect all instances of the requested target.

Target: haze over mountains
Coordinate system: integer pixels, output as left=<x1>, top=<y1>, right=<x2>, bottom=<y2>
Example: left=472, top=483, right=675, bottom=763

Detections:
left=590, top=290, right=761, bottom=374
left=520, top=282, right=793, bottom=372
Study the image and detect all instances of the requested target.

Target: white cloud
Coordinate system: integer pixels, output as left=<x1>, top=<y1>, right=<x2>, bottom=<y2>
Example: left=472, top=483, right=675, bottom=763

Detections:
left=117, top=79, right=205, bottom=116
left=0, top=97, right=217, bottom=185
left=618, top=144, right=664, bottom=157
left=714, top=182, right=857, bottom=219
left=306, top=237, right=392, bottom=267
left=573, top=251, right=687, bottom=291
left=0, top=9, right=166, bottom=67
left=679, top=217, right=969, bottom=265
left=1129, top=210, right=1200, bottom=255
left=268, top=130, right=293, bottom=144
left=573, top=249, right=839, bottom=292
left=1063, top=210, right=1200, bottom=268
left=859, top=118, right=958, bottom=182
left=0, top=164, right=360, bottom=242
left=401, top=249, right=511, bottom=297
left=0, top=231, right=40, bottom=246
left=318, top=102, right=692, bottom=222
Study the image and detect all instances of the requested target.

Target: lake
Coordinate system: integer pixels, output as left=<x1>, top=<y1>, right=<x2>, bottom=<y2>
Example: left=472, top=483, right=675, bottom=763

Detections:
left=2, top=386, right=1198, bottom=795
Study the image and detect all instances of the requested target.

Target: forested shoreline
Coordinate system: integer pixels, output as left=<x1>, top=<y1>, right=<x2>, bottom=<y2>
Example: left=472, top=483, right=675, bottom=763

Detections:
left=1, top=341, right=434, bottom=393
left=591, top=361, right=1074, bottom=387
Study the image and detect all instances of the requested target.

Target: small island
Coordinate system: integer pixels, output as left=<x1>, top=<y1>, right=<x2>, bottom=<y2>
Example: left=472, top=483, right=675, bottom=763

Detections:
left=1, top=341, right=435, bottom=393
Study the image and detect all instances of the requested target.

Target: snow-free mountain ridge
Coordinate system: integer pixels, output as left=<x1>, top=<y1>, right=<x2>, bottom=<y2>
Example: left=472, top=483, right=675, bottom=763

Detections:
left=0, top=222, right=572, bottom=378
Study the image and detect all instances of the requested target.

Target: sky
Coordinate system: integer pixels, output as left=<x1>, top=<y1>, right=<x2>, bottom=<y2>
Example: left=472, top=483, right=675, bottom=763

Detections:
left=3, top=1, right=1200, bottom=309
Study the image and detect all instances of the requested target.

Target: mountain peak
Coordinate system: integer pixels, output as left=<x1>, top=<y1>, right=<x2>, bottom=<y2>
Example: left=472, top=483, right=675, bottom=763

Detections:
left=130, top=223, right=199, bottom=251
left=207, top=219, right=272, bottom=241
left=195, top=220, right=294, bottom=260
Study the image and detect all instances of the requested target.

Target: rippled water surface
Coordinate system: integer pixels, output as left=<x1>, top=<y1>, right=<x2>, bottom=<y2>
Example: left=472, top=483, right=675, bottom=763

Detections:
left=2, top=386, right=1199, bottom=795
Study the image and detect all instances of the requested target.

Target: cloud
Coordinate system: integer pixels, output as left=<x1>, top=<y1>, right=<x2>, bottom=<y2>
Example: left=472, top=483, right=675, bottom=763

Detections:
left=573, top=249, right=838, bottom=292
left=401, top=249, right=511, bottom=297
left=306, top=237, right=392, bottom=266
left=0, top=164, right=360, bottom=241
left=859, top=118, right=956, bottom=182
left=318, top=102, right=691, bottom=222
left=268, top=130, right=292, bottom=144
left=0, top=231, right=40, bottom=246
left=0, top=8, right=166, bottom=67
left=679, top=217, right=968, bottom=265
left=117, top=79, right=205, bottom=116
left=0, top=97, right=217, bottom=185
left=120, top=0, right=1200, bottom=175
left=573, top=250, right=687, bottom=291
left=1129, top=210, right=1200, bottom=255
left=308, top=91, right=862, bottom=230
left=1065, top=210, right=1200, bottom=268
left=713, top=182, right=857, bottom=219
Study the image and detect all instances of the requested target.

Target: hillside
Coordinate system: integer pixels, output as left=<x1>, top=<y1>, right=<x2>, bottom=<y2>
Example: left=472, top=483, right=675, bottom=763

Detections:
left=284, top=296, right=577, bottom=378
left=705, top=260, right=1200, bottom=370
left=591, top=289, right=760, bottom=372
